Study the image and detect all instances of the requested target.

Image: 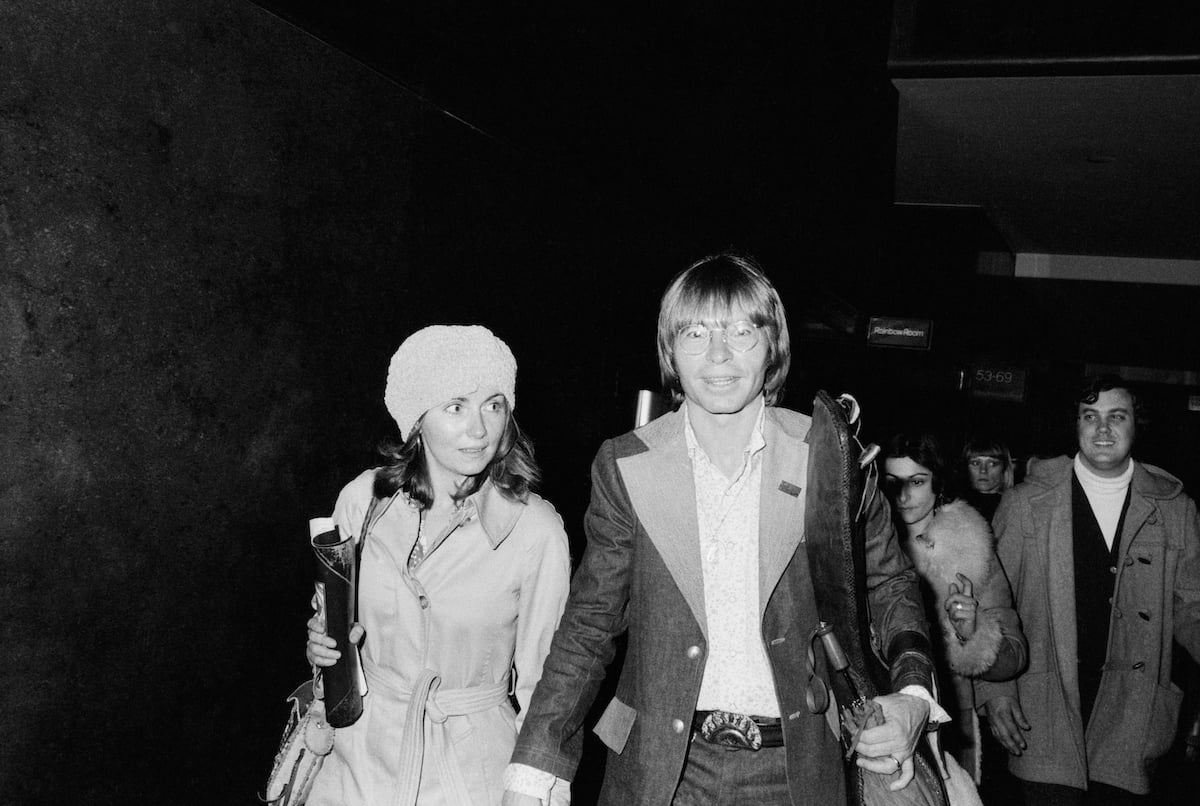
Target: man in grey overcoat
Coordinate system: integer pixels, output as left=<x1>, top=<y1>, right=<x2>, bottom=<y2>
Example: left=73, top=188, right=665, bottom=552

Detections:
left=977, top=376, right=1200, bottom=805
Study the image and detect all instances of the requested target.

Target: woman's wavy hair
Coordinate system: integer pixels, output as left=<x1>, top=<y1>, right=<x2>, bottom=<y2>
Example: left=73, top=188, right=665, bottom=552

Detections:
left=372, top=410, right=541, bottom=509
left=656, top=251, right=791, bottom=406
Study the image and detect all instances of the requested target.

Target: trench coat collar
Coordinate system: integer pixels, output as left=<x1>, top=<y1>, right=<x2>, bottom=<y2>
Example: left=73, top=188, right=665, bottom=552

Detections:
left=617, top=405, right=808, bottom=636
left=467, top=479, right=524, bottom=549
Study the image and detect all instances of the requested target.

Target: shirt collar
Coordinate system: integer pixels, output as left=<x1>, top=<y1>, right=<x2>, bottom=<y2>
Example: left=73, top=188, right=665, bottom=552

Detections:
left=683, top=396, right=768, bottom=463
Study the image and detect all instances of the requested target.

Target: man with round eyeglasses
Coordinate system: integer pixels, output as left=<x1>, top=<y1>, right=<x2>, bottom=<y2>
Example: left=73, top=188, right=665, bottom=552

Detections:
left=504, top=251, right=942, bottom=805
left=976, top=375, right=1200, bottom=805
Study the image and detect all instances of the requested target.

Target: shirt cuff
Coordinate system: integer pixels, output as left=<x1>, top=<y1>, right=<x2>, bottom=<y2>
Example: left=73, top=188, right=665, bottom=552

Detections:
left=899, top=684, right=951, bottom=726
left=503, top=763, right=565, bottom=803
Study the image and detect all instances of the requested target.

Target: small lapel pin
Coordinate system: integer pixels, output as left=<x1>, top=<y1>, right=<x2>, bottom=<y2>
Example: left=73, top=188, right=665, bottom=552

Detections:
left=778, top=481, right=802, bottom=497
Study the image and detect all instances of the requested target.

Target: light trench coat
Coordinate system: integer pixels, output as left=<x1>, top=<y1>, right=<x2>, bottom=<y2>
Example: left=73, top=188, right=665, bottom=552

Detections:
left=308, top=469, right=571, bottom=806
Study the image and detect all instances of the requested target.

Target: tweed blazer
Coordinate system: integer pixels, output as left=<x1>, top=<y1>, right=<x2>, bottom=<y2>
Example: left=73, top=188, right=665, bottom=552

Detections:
left=511, top=406, right=931, bottom=805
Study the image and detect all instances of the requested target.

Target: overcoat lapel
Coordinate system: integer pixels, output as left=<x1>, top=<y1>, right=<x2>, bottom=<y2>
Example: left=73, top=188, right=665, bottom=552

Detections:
left=617, top=409, right=708, bottom=637
left=1033, top=476, right=1082, bottom=716
left=1120, top=466, right=1157, bottom=550
left=758, top=411, right=808, bottom=615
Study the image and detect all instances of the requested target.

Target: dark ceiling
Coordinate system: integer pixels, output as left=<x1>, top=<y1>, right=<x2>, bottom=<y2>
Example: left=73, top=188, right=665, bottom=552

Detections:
left=249, top=2, right=1200, bottom=373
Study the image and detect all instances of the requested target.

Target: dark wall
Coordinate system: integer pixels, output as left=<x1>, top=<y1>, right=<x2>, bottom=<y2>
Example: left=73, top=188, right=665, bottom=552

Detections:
left=0, top=1, right=618, bottom=802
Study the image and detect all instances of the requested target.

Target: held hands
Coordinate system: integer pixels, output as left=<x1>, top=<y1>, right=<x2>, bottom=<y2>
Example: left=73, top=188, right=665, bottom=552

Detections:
left=983, top=695, right=1030, bottom=756
left=945, top=573, right=979, bottom=642
left=854, top=693, right=930, bottom=792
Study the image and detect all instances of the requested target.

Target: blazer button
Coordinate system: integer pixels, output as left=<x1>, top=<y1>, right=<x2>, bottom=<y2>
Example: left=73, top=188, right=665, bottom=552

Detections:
left=687, top=645, right=702, bottom=660
left=672, top=719, right=687, bottom=734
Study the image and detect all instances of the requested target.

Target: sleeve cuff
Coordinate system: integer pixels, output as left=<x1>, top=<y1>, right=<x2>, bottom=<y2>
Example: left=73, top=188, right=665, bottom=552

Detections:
left=899, top=684, right=951, bottom=726
left=504, top=763, right=562, bottom=803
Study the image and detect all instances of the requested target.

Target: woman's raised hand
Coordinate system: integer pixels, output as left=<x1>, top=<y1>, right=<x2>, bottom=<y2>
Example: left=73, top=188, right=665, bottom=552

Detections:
left=945, top=573, right=978, bottom=641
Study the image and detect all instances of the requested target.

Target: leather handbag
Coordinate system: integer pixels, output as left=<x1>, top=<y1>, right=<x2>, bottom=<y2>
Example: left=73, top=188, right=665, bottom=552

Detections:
left=804, top=390, right=949, bottom=806
left=262, top=678, right=335, bottom=805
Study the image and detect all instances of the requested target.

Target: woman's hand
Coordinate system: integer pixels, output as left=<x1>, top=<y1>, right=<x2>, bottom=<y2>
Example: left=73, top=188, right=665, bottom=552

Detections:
left=305, top=614, right=365, bottom=668
left=945, top=573, right=979, bottom=642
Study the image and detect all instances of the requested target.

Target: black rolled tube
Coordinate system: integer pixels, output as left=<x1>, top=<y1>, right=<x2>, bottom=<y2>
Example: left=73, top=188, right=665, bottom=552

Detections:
left=311, top=518, right=364, bottom=728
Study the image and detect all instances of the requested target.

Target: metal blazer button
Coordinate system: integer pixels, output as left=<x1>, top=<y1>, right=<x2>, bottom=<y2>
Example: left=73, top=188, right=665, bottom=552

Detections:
left=672, top=718, right=687, bottom=734
left=687, top=645, right=702, bottom=659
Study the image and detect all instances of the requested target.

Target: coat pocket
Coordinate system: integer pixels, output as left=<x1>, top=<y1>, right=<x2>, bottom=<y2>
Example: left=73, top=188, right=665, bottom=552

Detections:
left=1088, top=668, right=1183, bottom=779
left=592, top=695, right=637, bottom=754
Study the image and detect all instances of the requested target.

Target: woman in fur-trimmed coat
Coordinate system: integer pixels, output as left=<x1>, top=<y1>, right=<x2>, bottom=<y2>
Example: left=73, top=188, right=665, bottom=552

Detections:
left=884, top=433, right=1028, bottom=791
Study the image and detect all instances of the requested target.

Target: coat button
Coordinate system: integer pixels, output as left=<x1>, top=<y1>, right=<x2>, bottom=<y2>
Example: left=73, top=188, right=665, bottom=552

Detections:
left=419, top=594, right=430, bottom=609
left=687, top=645, right=702, bottom=660
left=672, top=719, right=687, bottom=734
left=1109, top=566, right=1117, bottom=575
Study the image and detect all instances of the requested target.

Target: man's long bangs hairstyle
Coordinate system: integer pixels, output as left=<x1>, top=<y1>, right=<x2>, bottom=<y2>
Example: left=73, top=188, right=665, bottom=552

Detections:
left=657, top=252, right=791, bottom=405
left=373, top=411, right=541, bottom=508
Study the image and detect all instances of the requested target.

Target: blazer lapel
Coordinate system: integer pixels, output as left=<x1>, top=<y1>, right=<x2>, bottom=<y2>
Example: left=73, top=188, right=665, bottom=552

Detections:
left=618, top=410, right=708, bottom=636
left=758, top=409, right=808, bottom=614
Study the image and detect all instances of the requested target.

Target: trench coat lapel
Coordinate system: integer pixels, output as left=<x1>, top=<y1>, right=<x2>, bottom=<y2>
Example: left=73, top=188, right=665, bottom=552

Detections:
left=617, top=409, right=708, bottom=637
left=758, top=411, right=808, bottom=615
left=1032, top=475, right=1082, bottom=715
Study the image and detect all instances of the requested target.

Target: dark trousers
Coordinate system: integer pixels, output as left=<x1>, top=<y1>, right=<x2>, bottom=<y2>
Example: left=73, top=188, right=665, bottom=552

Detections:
left=1020, top=779, right=1150, bottom=806
left=671, top=736, right=791, bottom=805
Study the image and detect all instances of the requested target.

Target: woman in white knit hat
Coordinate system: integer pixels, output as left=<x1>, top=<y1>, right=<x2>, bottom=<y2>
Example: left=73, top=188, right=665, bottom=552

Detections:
left=304, top=325, right=571, bottom=806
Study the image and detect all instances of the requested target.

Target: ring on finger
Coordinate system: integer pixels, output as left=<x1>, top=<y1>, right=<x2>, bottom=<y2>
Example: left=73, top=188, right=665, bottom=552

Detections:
left=888, top=754, right=901, bottom=773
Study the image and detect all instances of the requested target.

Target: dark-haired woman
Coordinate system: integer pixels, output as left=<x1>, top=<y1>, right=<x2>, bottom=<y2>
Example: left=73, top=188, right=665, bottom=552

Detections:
left=883, top=432, right=1027, bottom=802
left=305, top=325, right=571, bottom=806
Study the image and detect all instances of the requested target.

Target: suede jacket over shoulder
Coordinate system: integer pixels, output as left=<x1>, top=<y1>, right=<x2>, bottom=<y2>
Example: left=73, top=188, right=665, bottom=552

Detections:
left=975, top=456, right=1200, bottom=794
left=511, top=406, right=934, bottom=806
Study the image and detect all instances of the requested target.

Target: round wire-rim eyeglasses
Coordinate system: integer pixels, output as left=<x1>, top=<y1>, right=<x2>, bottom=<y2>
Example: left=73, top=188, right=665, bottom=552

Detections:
left=676, top=321, right=760, bottom=355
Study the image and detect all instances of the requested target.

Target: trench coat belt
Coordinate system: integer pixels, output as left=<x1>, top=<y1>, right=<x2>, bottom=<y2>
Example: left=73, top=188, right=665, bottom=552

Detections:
left=366, top=665, right=511, bottom=806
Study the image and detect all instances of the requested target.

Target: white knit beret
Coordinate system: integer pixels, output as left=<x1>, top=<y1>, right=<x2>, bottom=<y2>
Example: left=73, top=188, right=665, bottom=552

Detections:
left=384, top=325, right=517, bottom=440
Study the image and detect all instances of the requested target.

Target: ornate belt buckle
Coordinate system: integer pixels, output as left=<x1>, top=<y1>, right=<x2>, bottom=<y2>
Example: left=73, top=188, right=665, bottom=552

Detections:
left=699, top=710, right=762, bottom=751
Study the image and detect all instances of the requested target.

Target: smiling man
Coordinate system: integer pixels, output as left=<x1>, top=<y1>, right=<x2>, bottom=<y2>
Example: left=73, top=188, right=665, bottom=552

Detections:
left=976, top=376, right=1200, bottom=805
left=502, top=252, right=942, bottom=806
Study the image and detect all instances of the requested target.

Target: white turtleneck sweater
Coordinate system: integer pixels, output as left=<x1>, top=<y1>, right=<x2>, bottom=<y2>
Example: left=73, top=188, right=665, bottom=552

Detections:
left=1073, top=454, right=1135, bottom=550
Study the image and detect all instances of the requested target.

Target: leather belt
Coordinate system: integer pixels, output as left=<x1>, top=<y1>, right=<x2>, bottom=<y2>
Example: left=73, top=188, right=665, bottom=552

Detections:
left=692, top=710, right=784, bottom=750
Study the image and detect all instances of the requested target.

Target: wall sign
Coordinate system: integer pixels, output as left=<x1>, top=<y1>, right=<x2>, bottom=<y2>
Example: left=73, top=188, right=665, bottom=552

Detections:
left=969, top=364, right=1027, bottom=402
left=867, top=317, right=932, bottom=350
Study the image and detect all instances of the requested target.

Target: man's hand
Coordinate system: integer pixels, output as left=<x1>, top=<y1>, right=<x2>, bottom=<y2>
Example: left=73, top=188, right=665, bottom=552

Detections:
left=501, top=792, right=543, bottom=806
left=853, top=693, right=930, bottom=791
left=983, top=695, right=1030, bottom=755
